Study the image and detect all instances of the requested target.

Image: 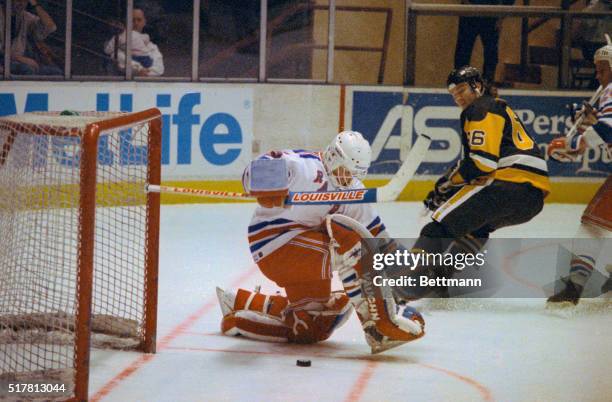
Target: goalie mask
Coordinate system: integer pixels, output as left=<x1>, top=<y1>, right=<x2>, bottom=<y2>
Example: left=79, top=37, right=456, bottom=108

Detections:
left=323, top=131, right=372, bottom=189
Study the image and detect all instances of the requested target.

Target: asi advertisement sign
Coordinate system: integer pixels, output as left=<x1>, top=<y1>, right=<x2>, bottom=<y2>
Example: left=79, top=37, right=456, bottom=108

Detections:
left=350, top=88, right=610, bottom=178
left=0, top=82, right=253, bottom=180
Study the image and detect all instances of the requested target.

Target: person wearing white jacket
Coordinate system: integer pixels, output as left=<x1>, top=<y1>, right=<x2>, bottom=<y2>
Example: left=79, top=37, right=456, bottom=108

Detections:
left=104, top=8, right=164, bottom=77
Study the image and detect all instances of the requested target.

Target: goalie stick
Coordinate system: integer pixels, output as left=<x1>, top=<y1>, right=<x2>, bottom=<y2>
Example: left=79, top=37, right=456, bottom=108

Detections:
left=146, top=134, right=432, bottom=205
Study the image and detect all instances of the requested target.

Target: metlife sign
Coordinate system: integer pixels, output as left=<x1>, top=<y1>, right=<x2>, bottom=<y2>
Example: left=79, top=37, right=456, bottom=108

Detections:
left=350, top=87, right=610, bottom=178
left=0, top=82, right=253, bottom=180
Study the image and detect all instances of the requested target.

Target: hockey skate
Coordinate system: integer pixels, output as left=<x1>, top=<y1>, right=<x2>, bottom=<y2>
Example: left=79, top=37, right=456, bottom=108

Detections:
left=216, top=287, right=236, bottom=316
left=547, top=278, right=583, bottom=306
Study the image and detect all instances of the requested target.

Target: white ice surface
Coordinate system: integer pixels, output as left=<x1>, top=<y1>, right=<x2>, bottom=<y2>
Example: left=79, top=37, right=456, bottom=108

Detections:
left=86, top=202, right=611, bottom=402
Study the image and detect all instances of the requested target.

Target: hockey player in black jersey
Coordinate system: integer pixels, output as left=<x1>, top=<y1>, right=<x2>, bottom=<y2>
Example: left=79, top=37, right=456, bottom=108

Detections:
left=392, top=66, right=551, bottom=300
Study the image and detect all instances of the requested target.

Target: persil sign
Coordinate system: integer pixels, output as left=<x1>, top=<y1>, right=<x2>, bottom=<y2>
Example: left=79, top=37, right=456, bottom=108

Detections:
left=349, top=87, right=610, bottom=178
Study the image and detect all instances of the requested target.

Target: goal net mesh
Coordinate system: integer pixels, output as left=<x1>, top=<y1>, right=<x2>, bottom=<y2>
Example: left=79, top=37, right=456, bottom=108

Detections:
left=0, top=111, right=159, bottom=400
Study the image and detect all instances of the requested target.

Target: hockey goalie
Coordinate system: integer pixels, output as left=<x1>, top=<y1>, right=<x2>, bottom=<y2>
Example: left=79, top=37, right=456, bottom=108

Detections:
left=216, top=131, right=425, bottom=353
left=547, top=40, right=612, bottom=305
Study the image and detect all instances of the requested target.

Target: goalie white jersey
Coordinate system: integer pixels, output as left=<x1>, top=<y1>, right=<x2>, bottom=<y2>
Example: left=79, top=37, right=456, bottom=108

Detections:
left=244, top=150, right=386, bottom=262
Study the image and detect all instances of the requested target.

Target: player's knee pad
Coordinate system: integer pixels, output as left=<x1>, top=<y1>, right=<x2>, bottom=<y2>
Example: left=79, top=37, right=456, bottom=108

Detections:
left=285, top=291, right=353, bottom=344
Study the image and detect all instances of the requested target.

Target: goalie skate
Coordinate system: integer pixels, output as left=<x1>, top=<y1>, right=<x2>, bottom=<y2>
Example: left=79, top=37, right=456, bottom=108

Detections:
left=216, top=287, right=236, bottom=316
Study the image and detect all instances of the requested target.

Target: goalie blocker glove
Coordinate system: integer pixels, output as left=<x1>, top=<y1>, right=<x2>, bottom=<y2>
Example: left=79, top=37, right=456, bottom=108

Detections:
left=243, top=157, right=290, bottom=208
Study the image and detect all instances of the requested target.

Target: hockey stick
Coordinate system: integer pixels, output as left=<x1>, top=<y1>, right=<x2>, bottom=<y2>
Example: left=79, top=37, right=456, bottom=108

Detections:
left=144, top=185, right=255, bottom=200
left=146, top=134, right=431, bottom=205
left=566, top=33, right=611, bottom=140
left=566, top=84, right=604, bottom=140
left=371, top=133, right=431, bottom=202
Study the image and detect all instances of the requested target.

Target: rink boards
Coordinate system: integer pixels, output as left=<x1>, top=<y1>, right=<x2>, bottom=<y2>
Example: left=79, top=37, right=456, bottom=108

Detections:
left=0, top=82, right=608, bottom=204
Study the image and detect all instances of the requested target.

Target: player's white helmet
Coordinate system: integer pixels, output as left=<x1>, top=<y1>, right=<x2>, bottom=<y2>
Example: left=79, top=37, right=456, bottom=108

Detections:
left=594, top=43, right=612, bottom=70
left=594, top=33, right=612, bottom=70
left=323, top=130, right=372, bottom=189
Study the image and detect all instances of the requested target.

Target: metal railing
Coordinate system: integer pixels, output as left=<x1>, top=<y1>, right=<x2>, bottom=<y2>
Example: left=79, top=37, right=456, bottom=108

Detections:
left=405, top=3, right=612, bottom=88
left=3, top=1, right=610, bottom=87
left=1, top=0, right=395, bottom=84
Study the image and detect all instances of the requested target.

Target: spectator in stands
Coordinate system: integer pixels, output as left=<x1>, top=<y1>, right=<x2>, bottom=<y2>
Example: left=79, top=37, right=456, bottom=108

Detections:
left=454, top=0, right=515, bottom=84
left=104, top=7, right=164, bottom=77
left=0, top=0, right=62, bottom=75
left=573, top=0, right=612, bottom=62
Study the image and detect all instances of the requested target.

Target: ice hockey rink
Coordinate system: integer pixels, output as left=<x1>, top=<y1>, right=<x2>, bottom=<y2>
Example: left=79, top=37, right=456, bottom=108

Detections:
left=79, top=201, right=611, bottom=402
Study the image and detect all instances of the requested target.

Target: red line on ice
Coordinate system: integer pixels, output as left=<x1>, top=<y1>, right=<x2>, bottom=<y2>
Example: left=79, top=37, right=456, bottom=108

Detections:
left=501, top=241, right=558, bottom=291
left=163, top=345, right=494, bottom=402
left=418, top=363, right=494, bottom=402
left=344, top=360, right=379, bottom=402
left=90, top=265, right=258, bottom=402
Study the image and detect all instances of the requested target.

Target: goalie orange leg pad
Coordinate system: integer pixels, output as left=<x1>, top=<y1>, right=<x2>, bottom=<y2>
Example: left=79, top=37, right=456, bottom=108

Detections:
left=328, top=220, right=363, bottom=255
left=284, top=292, right=352, bottom=344
left=224, top=289, right=352, bottom=344
left=257, top=230, right=333, bottom=302
left=372, top=299, right=425, bottom=342
left=327, top=215, right=425, bottom=353
left=221, top=289, right=290, bottom=342
left=582, top=175, right=611, bottom=231
left=234, top=288, right=288, bottom=317
left=221, top=312, right=289, bottom=343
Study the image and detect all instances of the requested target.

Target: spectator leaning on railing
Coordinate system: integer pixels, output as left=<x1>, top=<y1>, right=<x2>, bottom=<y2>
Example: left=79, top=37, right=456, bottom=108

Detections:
left=0, top=0, right=62, bottom=75
left=104, top=7, right=164, bottom=77
left=454, top=0, right=515, bottom=85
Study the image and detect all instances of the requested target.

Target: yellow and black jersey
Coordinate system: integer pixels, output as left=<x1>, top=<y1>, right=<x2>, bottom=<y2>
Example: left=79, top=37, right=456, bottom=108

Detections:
left=450, top=95, right=551, bottom=195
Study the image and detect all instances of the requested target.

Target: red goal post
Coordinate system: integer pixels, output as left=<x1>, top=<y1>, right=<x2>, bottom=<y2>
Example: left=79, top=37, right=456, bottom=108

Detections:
left=0, top=109, right=162, bottom=401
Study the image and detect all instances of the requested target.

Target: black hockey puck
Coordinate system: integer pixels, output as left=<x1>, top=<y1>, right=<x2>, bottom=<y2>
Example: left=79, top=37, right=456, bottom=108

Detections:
left=296, top=359, right=311, bottom=367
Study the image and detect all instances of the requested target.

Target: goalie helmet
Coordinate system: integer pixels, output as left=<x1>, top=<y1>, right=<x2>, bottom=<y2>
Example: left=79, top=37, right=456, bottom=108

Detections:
left=447, top=66, right=484, bottom=93
left=323, top=131, right=371, bottom=189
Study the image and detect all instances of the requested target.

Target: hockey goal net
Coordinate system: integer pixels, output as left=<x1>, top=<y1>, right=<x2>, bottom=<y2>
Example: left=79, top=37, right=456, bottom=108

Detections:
left=0, top=109, right=161, bottom=401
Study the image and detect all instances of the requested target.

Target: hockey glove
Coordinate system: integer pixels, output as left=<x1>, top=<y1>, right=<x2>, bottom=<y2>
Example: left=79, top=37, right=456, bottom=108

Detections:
left=423, top=177, right=463, bottom=211
left=423, top=165, right=464, bottom=211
